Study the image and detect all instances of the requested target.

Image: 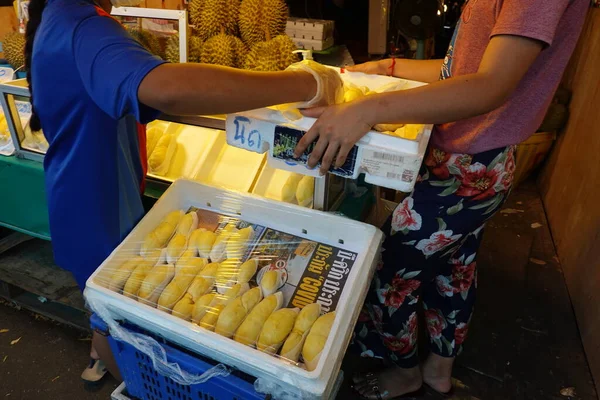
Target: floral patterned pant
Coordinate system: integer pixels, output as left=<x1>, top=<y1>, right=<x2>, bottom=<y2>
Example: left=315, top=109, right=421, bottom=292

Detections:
left=352, top=145, right=517, bottom=368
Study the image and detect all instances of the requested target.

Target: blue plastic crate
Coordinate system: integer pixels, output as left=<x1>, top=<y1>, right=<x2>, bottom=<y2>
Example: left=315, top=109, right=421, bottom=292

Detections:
left=91, top=314, right=265, bottom=400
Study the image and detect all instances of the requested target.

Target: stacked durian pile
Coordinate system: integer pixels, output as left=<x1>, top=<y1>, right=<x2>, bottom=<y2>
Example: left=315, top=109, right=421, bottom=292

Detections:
left=146, top=123, right=176, bottom=176
left=106, top=209, right=335, bottom=370
left=160, top=0, right=299, bottom=71
left=1, top=32, right=25, bottom=70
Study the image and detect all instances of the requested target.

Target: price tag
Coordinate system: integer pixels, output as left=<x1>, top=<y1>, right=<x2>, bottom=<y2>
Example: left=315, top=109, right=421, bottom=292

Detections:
left=0, top=67, right=14, bottom=83
left=226, top=115, right=270, bottom=153
left=361, top=149, right=420, bottom=184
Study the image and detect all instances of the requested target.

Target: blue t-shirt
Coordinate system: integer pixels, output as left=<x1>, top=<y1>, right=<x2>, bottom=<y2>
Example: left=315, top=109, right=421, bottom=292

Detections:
left=32, top=0, right=166, bottom=290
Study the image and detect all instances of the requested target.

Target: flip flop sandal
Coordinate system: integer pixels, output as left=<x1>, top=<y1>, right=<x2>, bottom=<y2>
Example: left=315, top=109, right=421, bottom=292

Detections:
left=81, top=358, right=107, bottom=385
left=352, top=372, right=424, bottom=400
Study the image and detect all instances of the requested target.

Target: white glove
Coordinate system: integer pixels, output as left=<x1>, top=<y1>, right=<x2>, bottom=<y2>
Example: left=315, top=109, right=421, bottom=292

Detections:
left=285, top=60, right=345, bottom=109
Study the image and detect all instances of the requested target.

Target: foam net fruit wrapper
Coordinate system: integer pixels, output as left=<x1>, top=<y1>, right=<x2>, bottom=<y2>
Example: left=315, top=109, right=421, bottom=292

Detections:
left=92, top=206, right=355, bottom=373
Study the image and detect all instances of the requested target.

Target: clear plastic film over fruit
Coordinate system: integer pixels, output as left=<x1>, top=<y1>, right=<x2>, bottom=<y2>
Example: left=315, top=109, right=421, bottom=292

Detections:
left=91, top=204, right=352, bottom=377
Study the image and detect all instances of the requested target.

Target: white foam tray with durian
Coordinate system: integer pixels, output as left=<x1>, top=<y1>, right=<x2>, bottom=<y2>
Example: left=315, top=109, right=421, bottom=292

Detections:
left=226, top=71, right=433, bottom=193
left=85, top=179, right=383, bottom=399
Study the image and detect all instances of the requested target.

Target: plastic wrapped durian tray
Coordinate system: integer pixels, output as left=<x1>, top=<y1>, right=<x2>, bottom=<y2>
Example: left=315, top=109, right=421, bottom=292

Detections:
left=226, top=69, right=433, bottom=193
left=84, top=179, right=383, bottom=399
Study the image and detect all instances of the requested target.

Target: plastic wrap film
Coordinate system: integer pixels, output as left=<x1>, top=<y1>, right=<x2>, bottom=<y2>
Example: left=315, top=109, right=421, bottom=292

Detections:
left=85, top=180, right=384, bottom=399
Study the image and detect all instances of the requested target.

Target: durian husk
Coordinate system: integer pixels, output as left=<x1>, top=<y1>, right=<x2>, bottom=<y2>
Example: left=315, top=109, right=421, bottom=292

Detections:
left=302, top=311, right=336, bottom=371
left=197, top=0, right=240, bottom=40
left=257, top=307, right=299, bottom=355
left=2, top=32, right=25, bottom=69
left=238, top=0, right=288, bottom=46
left=243, top=35, right=299, bottom=72
left=280, top=303, right=321, bottom=362
left=199, top=283, right=249, bottom=331
left=234, top=292, right=283, bottom=347
left=126, top=27, right=163, bottom=58
left=215, top=286, right=263, bottom=338
left=165, top=32, right=204, bottom=63
left=201, top=32, right=247, bottom=68
left=123, top=250, right=163, bottom=299
left=188, top=0, right=205, bottom=27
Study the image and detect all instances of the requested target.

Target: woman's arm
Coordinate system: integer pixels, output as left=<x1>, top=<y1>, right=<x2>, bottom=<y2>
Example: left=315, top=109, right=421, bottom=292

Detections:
left=139, top=64, right=318, bottom=116
left=347, top=59, right=444, bottom=83
left=294, top=35, right=544, bottom=174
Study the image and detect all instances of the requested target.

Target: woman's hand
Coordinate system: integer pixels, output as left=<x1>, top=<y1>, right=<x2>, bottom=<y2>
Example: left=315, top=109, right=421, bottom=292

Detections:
left=294, top=101, right=373, bottom=175
left=346, top=60, right=390, bottom=76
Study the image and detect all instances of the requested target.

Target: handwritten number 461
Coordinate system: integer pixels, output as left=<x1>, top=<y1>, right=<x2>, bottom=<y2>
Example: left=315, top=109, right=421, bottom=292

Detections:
left=233, top=117, right=261, bottom=150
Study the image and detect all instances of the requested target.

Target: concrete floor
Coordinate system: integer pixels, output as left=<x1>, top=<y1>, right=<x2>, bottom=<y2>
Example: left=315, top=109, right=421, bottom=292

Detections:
left=0, top=181, right=597, bottom=400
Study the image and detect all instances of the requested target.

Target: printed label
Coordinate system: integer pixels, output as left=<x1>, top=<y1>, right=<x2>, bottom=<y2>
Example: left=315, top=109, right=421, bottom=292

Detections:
left=361, top=149, right=420, bottom=184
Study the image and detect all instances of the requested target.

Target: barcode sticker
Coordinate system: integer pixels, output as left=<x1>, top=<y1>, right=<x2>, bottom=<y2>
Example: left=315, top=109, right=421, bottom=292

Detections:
left=361, top=148, right=421, bottom=184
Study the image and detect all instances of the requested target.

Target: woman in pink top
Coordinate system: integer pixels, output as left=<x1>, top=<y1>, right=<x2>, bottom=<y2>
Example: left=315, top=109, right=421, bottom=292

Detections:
left=294, top=0, right=589, bottom=398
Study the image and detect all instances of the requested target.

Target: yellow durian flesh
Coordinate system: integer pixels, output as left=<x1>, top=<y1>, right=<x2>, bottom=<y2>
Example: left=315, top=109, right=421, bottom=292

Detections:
left=238, top=258, right=258, bottom=284
left=302, top=312, right=336, bottom=371
left=188, top=228, right=206, bottom=254
left=123, top=250, right=162, bottom=299
left=215, top=259, right=241, bottom=294
left=295, top=176, right=315, bottom=208
left=344, top=87, right=364, bottom=103
left=226, top=226, right=254, bottom=259
left=186, top=262, right=220, bottom=301
left=148, top=133, right=174, bottom=173
left=157, top=258, right=207, bottom=310
left=190, top=293, right=217, bottom=323
left=140, top=210, right=183, bottom=256
left=108, top=256, right=144, bottom=292
left=234, top=292, right=283, bottom=347
left=172, top=293, right=195, bottom=320
left=197, top=230, right=217, bottom=258
left=166, top=233, right=188, bottom=264
left=257, top=308, right=299, bottom=355
left=210, top=230, right=234, bottom=263
left=177, top=212, right=199, bottom=236
left=215, top=287, right=263, bottom=338
left=146, top=126, right=163, bottom=157
left=199, top=283, right=249, bottom=331
left=260, top=269, right=283, bottom=297
left=281, top=174, right=303, bottom=203
left=280, top=303, right=321, bottom=362
left=137, top=264, right=176, bottom=306
left=374, top=123, right=405, bottom=133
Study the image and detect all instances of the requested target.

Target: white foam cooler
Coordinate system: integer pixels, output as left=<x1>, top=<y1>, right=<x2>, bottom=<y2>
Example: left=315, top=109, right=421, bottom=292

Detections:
left=84, top=179, right=384, bottom=399
left=226, top=70, right=433, bottom=193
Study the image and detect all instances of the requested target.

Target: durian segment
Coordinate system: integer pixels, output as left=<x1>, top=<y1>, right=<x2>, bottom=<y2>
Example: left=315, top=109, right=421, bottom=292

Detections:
left=210, top=228, right=235, bottom=263
left=243, top=35, right=299, bottom=72
left=399, top=124, right=423, bottom=140
left=166, top=233, right=188, bottom=264
left=302, top=311, right=336, bottom=371
left=281, top=174, right=303, bottom=203
left=165, top=32, right=203, bottom=63
left=197, top=230, right=217, bottom=258
left=140, top=211, right=184, bottom=256
left=201, top=33, right=247, bottom=68
left=137, top=264, right=176, bottom=306
left=295, top=176, right=315, bottom=207
left=343, top=86, right=366, bottom=103
left=238, top=0, right=288, bottom=46
left=177, top=212, right=199, bottom=236
left=148, top=133, right=176, bottom=176
left=197, top=0, right=240, bottom=40
left=257, top=308, right=299, bottom=355
left=237, top=258, right=259, bottom=284
left=157, top=257, right=208, bottom=310
left=123, top=250, right=163, bottom=299
left=226, top=226, right=254, bottom=259
left=215, top=287, right=263, bottom=338
left=260, top=269, right=284, bottom=297
left=171, top=293, right=195, bottom=320
left=280, top=303, right=321, bottom=362
left=374, top=123, right=405, bottom=133
left=146, top=126, right=164, bottom=157
left=234, top=292, right=283, bottom=347
left=0, top=114, right=10, bottom=143
left=2, top=32, right=25, bottom=69
left=187, top=228, right=206, bottom=255
left=215, top=259, right=241, bottom=294
left=199, top=283, right=249, bottom=331
left=187, top=292, right=216, bottom=322
left=108, top=256, right=145, bottom=293
left=174, top=262, right=219, bottom=321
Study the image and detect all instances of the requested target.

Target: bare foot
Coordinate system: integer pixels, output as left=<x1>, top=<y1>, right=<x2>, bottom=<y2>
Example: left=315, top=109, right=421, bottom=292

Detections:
left=422, top=353, right=454, bottom=394
left=353, top=366, right=423, bottom=399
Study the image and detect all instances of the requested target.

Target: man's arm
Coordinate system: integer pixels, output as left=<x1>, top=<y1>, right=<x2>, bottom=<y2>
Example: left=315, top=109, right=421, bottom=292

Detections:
left=347, top=59, right=444, bottom=83
left=295, top=35, right=544, bottom=173
left=139, top=64, right=318, bottom=116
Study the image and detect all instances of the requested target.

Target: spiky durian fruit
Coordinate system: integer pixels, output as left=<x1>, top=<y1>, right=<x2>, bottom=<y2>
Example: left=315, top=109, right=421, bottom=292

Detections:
left=201, top=33, right=247, bottom=68
left=165, top=33, right=203, bottom=63
left=197, top=0, right=240, bottom=40
left=188, top=0, right=205, bottom=27
left=126, top=27, right=163, bottom=58
left=238, top=0, right=288, bottom=46
left=243, top=35, right=299, bottom=72
left=2, top=32, right=25, bottom=69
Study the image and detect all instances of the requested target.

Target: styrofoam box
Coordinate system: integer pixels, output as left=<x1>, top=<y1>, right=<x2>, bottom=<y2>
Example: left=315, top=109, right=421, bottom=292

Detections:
left=226, top=70, right=433, bottom=193
left=85, top=179, right=383, bottom=400
left=291, top=36, right=335, bottom=52
left=286, top=18, right=334, bottom=41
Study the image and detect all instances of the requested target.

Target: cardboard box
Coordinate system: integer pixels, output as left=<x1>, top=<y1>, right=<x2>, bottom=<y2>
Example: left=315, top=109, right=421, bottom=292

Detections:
left=286, top=18, right=334, bottom=41
left=291, top=36, right=334, bottom=51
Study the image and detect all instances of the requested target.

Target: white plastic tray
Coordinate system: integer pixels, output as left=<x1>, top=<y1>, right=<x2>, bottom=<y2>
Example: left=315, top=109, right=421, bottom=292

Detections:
left=85, top=179, right=383, bottom=400
left=226, top=69, right=433, bottom=192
